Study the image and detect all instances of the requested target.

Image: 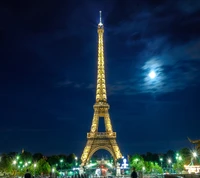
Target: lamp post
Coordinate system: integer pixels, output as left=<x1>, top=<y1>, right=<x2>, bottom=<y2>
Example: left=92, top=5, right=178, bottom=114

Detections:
left=60, top=159, right=64, bottom=173
left=168, top=159, right=172, bottom=173
left=12, top=160, right=17, bottom=177
left=160, top=158, right=163, bottom=168
left=34, top=163, right=37, bottom=177
left=193, top=152, right=197, bottom=158
left=190, top=151, right=198, bottom=165
left=52, top=168, right=55, bottom=178
left=75, top=157, right=78, bottom=167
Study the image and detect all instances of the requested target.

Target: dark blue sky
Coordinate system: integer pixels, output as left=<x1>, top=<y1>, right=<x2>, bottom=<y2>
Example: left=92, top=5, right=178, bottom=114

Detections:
left=0, top=0, right=200, bottom=156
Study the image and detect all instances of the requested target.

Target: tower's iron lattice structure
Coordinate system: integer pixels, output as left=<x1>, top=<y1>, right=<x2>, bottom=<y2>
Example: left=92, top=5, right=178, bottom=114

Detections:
left=81, top=11, right=122, bottom=166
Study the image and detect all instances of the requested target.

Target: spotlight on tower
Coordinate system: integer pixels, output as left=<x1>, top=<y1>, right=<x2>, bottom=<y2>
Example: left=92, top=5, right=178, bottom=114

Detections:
left=98, top=11, right=103, bottom=26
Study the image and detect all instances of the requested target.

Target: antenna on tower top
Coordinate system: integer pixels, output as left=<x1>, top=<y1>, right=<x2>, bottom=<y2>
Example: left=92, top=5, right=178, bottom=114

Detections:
left=99, top=11, right=103, bottom=26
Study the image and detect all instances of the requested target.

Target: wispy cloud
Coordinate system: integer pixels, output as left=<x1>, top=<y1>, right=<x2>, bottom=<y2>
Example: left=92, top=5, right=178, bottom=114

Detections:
left=56, top=80, right=73, bottom=87
left=56, top=80, right=85, bottom=88
left=55, top=1, right=200, bottom=96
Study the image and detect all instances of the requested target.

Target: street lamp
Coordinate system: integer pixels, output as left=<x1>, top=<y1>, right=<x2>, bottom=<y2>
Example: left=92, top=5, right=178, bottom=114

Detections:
left=60, top=159, right=64, bottom=172
left=75, top=157, right=78, bottom=166
left=12, top=160, right=17, bottom=177
left=13, top=160, right=17, bottom=165
left=34, top=163, right=37, bottom=177
left=168, top=159, right=172, bottom=173
left=160, top=158, right=163, bottom=168
left=52, top=168, right=55, bottom=178
left=193, top=152, right=197, bottom=158
left=190, top=151, right=198, bottom=165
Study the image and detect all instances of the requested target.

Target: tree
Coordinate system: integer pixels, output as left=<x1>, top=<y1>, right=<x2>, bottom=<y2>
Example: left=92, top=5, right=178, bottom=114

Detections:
left=130, top=154, right=145, bottom=171
left=47, top=155, right=60, bottom=166
left=0, top=154, right=12, bottom=174
left=152, top=162, right=163, bottom=174
left=142, top=152, right=159, bottom=163
left=66, top=153, right=76, bottom=164
left=33, top=153, right=43, bottom=162
left=179, top=148, right=191, bottom=165
left=173, top=161, right=184, bottom=173
left=36, top=158, right=51, bottom=176
left=20, top=151, right=32, bottom=163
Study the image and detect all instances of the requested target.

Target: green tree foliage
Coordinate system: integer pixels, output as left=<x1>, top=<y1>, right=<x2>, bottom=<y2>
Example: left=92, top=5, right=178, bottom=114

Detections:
left=20, top=151, right=32, bottom=163
left=143, top=162, right=163, bottom=174
left=173, top=161, right=184, bottom=173
left=152, top=162, right=163, bottom=174
left=179, top=148, right=191, bottom=165
left=35, top=158, right=51, bottom=176
left=130, top=155, right=163, bottom=174
left=0, top=154, right=12, bottom=174
left=130, top=154, right=145, bottom=171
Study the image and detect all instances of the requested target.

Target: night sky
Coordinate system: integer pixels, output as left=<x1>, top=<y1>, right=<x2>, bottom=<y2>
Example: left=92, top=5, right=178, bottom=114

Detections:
left=1, top=0, right=200, bottom=156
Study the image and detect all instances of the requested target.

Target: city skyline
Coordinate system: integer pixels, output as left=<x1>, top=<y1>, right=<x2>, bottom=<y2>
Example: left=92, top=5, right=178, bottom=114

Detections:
left=0, top=0, right=200, bottom=156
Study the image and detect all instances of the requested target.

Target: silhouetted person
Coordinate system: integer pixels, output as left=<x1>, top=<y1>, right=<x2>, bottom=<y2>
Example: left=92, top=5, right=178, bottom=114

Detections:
left=24, top=169, right=31, bottom=178
left=131, top=167, right=137, bottom=178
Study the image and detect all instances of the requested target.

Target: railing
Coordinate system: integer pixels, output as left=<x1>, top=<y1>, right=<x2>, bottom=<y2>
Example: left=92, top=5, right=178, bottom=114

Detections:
left=87, top=132, right=116, bottom=138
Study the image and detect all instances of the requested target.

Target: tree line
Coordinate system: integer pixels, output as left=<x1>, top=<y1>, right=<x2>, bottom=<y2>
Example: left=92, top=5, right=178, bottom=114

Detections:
left=0, top=147, right=198, bottom=176
left=0, top=151, right=78, bottom=177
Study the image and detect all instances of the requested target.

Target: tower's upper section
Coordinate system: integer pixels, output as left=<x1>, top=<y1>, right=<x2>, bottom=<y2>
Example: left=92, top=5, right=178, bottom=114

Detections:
left=96, top=11, right=107, bottom=103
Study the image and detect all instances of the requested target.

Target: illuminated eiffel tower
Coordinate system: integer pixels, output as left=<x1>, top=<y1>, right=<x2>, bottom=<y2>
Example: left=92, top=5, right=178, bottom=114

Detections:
left=81, top=11, right=122, bottom=166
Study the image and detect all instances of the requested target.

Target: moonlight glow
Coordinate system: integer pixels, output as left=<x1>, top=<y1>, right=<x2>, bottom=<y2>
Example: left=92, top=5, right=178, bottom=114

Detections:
left=149, top=71, right=156, bottom=79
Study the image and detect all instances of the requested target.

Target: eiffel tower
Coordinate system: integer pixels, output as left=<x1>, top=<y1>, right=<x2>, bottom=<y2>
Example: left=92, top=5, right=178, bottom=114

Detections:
left=81, top=11, right=122, bottom=166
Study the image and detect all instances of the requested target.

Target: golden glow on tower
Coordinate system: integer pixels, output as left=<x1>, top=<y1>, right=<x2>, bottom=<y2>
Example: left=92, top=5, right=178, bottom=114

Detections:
left=81, top=11, right=122, bottom=166
left=96, top=11, right=107, bottom=103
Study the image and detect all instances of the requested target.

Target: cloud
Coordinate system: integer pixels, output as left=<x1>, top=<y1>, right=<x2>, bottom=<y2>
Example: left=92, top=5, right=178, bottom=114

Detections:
left=108, top=1, right=200, bottom=46
left=55, top=1, right=200, bottom=96
left=56, top=80, right=73, bottom=87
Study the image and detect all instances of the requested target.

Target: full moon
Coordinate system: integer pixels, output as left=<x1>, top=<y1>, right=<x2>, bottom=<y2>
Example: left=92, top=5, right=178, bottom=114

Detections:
left=149, top=71, right=156, bottom=79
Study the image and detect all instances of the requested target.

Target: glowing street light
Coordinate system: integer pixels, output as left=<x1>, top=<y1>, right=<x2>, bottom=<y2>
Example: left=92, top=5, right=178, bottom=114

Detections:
left=168, top=159, right=172, bottom=173
left=34, top=163, right=37, bottom=177
left=193, top=152, right=197, bottom=158
left=75, top=157, right=78, bottom=166
left=52, top=168, right=55, bottom=178
left=13, top=160, right=17, bottom=165
left=60, top=159, right=64, bottom=172
left=160, top=158, right=163, bottom=167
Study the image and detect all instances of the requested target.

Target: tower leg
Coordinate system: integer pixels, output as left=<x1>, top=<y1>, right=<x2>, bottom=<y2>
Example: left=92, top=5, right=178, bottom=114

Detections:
left=81, top=140, right=93, bottom=166
left=104, top=113, right=113, bottom=132
left=90, top=113, right=99, bottom=133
